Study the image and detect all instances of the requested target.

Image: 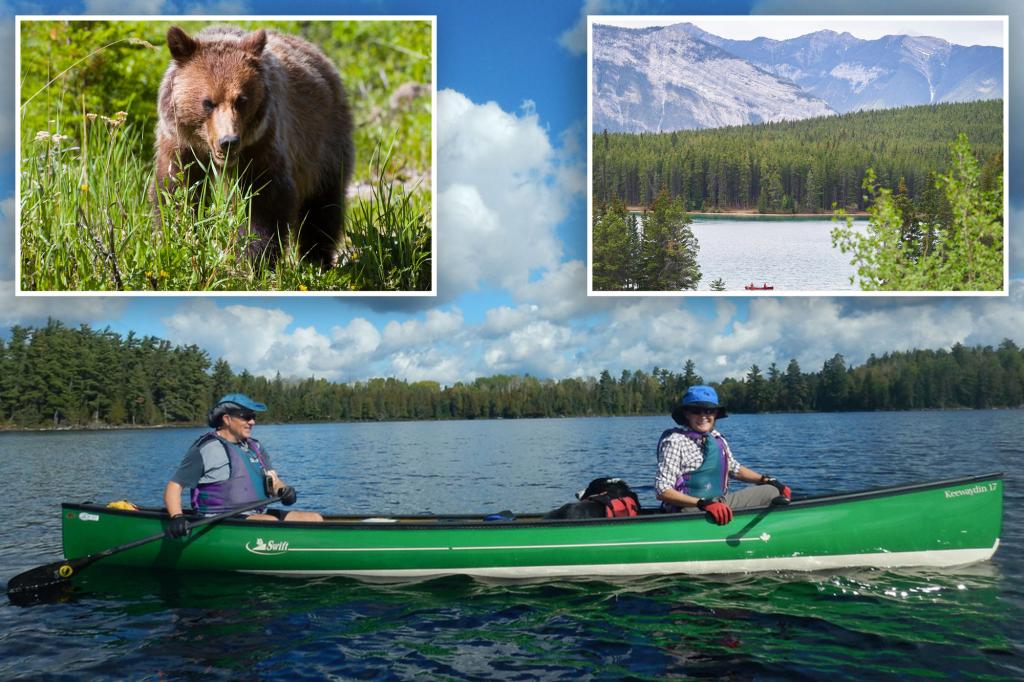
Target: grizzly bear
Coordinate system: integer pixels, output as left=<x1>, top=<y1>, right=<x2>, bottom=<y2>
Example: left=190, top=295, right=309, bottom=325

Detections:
left=153, top=25, right=354, bottom=267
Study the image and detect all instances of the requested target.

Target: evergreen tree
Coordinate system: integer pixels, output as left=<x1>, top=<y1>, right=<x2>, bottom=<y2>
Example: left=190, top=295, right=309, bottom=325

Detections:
left=817, top=354, right=850, bottom=412
left=780, top=358, right=809, bottom=411
left=638, top=189, right=701, bottom=290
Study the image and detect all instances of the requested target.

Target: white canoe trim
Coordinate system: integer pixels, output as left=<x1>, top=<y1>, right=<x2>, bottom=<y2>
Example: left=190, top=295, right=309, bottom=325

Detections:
left=248, top=531, right=773, bottom=555
left=239, top=541, right=999, bottom=579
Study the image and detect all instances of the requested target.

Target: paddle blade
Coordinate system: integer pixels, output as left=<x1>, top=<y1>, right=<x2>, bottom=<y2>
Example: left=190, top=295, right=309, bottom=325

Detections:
left=6, top=557, right=92, bottom=604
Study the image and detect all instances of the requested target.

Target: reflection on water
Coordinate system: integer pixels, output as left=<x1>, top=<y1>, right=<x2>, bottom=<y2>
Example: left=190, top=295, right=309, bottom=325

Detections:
left=25, top=564, right=1013, bottom=680
left=1, top=410, right=1022, bottom=678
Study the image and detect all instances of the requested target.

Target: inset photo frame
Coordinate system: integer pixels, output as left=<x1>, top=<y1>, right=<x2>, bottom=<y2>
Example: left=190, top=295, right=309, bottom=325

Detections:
left=16, top=15, right=436, bottom=296
left=587, top=15, right=1008, bottom=296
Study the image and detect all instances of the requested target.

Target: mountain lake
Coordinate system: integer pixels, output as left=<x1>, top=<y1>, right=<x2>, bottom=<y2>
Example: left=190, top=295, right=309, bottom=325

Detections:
left=691, top=216, right=866, bottom=293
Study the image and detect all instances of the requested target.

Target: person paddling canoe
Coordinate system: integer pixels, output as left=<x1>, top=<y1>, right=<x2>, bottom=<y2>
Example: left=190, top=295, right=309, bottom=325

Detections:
left=163, top=393, right=323, bottom=538
left=655, top=385, right=791, bottom=525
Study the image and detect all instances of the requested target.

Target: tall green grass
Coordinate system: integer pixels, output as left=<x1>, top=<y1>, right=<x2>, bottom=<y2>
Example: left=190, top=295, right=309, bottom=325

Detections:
left=20, top=111, right=432, bottom=292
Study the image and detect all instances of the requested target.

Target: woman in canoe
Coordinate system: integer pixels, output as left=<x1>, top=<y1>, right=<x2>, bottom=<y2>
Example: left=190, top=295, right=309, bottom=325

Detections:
left=655, top=385, right=791, bottom=525
left=163, top=393, right=323, bottom=538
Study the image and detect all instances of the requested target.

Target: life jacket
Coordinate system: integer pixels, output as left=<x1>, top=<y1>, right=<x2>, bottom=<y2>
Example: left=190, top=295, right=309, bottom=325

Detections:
left=585, top=491, right=640, bottom=518
left=659, top=427, right=729, bottom=511
left=189, top=432, right=271, bottom=514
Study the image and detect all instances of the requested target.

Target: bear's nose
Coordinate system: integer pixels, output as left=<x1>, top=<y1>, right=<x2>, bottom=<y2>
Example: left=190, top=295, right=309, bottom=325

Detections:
left=218, top=134, right=240, bottom=151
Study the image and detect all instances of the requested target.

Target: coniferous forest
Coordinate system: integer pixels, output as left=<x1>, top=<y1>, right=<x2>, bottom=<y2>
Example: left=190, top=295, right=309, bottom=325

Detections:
left=593, top=100, right=1003, bottom=213
left=1, top=321, right=1022, bottom=429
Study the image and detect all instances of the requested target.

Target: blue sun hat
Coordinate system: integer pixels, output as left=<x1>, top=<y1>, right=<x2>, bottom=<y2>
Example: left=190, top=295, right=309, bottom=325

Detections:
left=207, top=393, right=267, bottom=427
left=671, top=385, right=728, bottom=425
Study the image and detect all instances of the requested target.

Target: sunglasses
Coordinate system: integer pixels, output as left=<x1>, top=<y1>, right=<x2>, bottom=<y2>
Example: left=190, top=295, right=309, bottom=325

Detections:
left=227, top=409, right=257, bottom=422
left=684, top=407, right=718, bottom=416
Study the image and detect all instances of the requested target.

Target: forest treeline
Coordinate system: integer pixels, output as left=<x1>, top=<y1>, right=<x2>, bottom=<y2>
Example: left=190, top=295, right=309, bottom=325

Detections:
left=1, top=321, right=1022, bottom=429
left=593, top=100, right=1003, bottom=213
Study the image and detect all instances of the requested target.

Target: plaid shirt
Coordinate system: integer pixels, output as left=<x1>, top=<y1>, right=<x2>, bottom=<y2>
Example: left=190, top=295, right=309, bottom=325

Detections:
left=655, top=428, right=743, bottom=495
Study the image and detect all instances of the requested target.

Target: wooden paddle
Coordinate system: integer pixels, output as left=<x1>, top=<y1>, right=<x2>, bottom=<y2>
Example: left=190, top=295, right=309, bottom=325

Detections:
left=6, top=495, right=282, bottom=604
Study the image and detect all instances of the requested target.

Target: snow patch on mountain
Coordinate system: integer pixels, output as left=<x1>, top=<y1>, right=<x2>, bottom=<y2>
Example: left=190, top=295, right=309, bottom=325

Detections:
left=829, top=63, right=886, bottom=93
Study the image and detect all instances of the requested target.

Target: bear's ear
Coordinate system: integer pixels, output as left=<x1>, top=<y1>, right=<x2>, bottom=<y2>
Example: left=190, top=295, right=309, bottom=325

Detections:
left=167, top=26, right=198, bottom=63
left=241, top=29, right=267, bottom=58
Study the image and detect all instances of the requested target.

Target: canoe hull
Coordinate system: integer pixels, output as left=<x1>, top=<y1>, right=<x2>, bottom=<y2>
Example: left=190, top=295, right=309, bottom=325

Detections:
left=61, top=474, right=1003, bottom=579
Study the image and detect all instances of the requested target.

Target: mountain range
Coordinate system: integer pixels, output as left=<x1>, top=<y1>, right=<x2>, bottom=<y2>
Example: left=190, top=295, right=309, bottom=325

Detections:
left=592, top=22, right=1003, bottom=133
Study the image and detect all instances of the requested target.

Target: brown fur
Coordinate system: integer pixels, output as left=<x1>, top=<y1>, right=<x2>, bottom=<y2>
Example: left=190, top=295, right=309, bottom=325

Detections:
left=153, top=25, right=354, bottom=266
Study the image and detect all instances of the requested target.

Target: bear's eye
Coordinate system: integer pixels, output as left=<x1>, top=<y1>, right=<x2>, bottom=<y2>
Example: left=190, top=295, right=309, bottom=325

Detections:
left=202, top=99, right=215, bottom=114
left=235, top=95, right=249, bottom=110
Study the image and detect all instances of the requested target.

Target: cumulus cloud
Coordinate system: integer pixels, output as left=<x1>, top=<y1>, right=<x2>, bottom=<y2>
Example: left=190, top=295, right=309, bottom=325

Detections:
left=558, top=0, right=617, bottom=56
left=573, top=287, right=1024, bottom=381
left=511, top=260, right=601, bottom=322
left=390, top=348, right=464, bottom=385
left=381, top=308, right=464, bottom=349
left=162, top=301, right=389, bottom=381
left=437, top=90, right=580, bottom=298
left=482, top=319, right=578, bottom=377
left=0, top=280, right=127, bottom=326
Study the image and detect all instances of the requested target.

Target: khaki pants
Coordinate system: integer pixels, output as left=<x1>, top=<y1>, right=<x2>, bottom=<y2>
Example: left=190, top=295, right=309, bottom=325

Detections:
left=678, top=484, right=782, bottom=514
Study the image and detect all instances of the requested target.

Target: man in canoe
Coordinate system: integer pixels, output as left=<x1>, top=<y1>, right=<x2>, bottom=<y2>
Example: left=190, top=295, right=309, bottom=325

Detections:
left=655, top=385, right=791, bottom=525
left=163, top=393, right=323, bottom=538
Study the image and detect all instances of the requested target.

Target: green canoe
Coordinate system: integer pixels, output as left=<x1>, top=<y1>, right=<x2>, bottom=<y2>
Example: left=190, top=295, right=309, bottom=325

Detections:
left=62, top=473, right=1003, bottom=579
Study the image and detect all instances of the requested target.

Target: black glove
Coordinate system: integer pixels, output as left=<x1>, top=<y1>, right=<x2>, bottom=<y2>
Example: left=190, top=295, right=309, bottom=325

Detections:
left=279, top=485, right=297, bottom=506
left=166, top=515, right=191, bottom=539
left=761, top=475, right=792, bottom=504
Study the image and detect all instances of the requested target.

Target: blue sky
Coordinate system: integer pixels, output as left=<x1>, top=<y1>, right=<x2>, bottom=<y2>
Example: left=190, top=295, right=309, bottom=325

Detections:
left=2, top=0, right=1022, bottom=387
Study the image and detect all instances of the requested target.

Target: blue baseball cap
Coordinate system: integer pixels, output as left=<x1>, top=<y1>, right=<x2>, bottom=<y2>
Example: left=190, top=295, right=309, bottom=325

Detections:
left=207, top=393, right=267, bottom=427
left=671, top=384, right=728, bottom=424
left=215, top=393, right=267, bottom=412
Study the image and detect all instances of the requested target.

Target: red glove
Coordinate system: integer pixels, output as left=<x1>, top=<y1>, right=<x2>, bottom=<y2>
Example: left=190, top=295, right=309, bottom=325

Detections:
left=762, top=476, right=792, bottom=502
left=697, top=497, right=733, bottom=525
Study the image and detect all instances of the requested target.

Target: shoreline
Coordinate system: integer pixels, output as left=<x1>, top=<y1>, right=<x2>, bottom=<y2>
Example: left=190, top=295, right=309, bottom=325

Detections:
left=2, top=406, right=1018, bottom=433
left=626, top=207, right=870, bottom=218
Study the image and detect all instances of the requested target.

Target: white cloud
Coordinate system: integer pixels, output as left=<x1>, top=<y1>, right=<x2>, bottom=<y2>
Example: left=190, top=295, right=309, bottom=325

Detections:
left=0, top=281, right=127, bottom=326
left=162, top=300, right=293, bottom=372
left=511, top=260, right=598, bottom=322
left=390, top=349, right=463, bottom=385
left=163, top=303, right=390, bottom=382
left=437, top=89, right=579, bottom=298
left=482, top=320, right=578, bottom=377
left=558, top=0, right=616, bottom=56
left=569, top=288, right=1024, bottom=382
left=382, top=308, right=464, bottom=349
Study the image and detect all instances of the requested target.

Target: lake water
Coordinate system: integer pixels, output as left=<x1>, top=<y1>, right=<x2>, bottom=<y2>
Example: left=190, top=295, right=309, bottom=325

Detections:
left=690, top=217, right=865, bottom=292
left=1, top=410, right=1022, bottom=678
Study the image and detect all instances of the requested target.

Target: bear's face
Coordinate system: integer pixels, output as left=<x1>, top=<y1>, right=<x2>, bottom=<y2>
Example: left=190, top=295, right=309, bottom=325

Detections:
left=166, top=26, right=269, bottom=166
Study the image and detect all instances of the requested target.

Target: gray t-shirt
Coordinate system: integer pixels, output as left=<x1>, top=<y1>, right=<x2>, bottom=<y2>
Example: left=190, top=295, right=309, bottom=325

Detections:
left=171, top=437, right=273, bottom=488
